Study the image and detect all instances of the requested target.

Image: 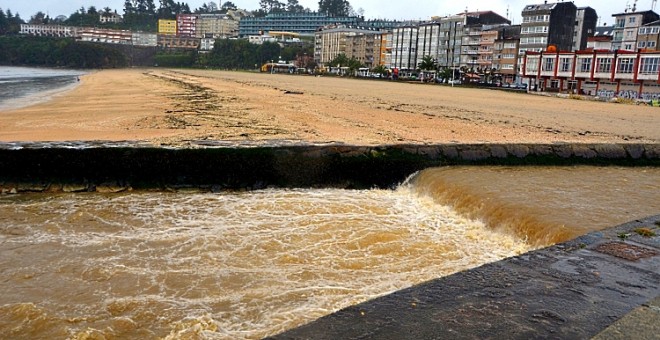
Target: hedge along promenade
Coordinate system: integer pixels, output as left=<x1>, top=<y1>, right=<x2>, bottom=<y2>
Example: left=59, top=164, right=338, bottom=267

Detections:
left=0, top=142, right=658, bottom=193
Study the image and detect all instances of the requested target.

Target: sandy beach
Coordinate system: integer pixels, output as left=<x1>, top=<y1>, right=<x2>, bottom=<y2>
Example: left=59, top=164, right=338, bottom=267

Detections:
left=1, top=68, right=658, bottom=145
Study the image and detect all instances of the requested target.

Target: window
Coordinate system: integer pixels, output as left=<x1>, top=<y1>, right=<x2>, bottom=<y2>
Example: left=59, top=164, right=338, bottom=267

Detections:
left=617, top=58, right=635, bottom=73
left=579, top=58, right=591, bottom=73
left=596, top=57, right=612, bottom=73
left=615, top=19, right=625, bottom=28
left=639, top=41, right=647, bottom=48
left=640, top=57, right=660, bottom=74
left=649, top=41, right=657, bottom=48
left=543, top=57, right=555, bottom=71
left=520, top=36, right=548, bottom=44
left=521, top=26, right=549, bottom=34
left=526, top=59, right=539, bottom=73
left=629, top=17, right=636, bottom=24
left=560, top=58, right=572, bottom=72
left=625, top=44, right=633, bottom=50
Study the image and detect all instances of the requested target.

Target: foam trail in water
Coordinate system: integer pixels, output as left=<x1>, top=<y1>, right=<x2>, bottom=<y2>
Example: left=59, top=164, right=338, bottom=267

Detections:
left=0, top=189, right=531, bottom=339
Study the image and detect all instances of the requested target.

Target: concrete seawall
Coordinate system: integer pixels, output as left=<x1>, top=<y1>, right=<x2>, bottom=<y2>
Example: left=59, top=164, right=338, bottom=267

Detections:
left=0, top=142, right=658, bottom=192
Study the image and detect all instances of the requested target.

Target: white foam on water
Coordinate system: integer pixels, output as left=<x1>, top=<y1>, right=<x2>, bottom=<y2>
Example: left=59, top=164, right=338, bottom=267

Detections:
left=0, top=189, right=530, bottom=339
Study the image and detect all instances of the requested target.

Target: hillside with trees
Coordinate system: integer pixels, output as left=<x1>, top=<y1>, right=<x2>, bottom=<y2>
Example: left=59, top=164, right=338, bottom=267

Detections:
left=0, top=36, right=128, bottom=68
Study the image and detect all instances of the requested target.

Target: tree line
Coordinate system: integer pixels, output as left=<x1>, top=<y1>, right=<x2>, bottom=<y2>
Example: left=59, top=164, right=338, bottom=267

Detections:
left=155, top=39, right=315, bottom=69
left=0, top=36, right=128, bottom=68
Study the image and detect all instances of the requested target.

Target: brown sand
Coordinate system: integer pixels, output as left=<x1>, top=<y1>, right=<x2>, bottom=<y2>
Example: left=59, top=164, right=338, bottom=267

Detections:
left=0, top=68, right=658, bottom=145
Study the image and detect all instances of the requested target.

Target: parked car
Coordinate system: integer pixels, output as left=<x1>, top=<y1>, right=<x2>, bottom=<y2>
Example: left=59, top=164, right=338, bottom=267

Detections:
left=448, top=79, right=462, bottom=85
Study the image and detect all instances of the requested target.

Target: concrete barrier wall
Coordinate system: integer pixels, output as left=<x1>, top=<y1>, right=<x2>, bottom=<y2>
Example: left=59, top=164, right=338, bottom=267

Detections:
left=0, top=143, right=658, bottom=193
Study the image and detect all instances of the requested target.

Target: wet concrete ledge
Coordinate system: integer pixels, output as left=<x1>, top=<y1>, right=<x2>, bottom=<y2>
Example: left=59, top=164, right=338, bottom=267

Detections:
left=270, top=215, right=660, bottom=339
left=0, top=142, right=658, bottom=192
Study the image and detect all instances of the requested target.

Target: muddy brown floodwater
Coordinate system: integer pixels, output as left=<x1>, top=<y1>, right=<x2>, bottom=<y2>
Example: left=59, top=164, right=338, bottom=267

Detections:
left=0, top=166, right=658, bottom=339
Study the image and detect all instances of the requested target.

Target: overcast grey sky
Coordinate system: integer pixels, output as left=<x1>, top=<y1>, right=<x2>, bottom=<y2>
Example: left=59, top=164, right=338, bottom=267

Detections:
left=0, top=0, right=635, bottom=26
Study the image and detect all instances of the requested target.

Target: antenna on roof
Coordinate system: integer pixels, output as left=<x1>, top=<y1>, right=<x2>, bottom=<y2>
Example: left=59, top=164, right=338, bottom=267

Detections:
left=633, top=0, right=637, bottom=12
left=653, top=0, right=658, bottom=11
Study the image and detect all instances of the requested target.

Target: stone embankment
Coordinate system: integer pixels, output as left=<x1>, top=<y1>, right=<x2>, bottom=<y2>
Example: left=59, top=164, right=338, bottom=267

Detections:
left=0, top=142, right=658, bottom=193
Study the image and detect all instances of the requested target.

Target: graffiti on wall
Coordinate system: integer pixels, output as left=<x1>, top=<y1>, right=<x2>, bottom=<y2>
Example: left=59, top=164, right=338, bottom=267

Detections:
left=596, top=90, right=615, bottom=98
left=596, top=89, right=660, bottom=101
left=640, top=92, right=660, bottom=101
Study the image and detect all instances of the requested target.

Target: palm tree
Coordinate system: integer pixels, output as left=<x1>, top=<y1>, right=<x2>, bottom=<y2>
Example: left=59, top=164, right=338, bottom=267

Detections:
left=418, top=55, right=437, bottom=81
left=418, top=55, right=437, bottom=72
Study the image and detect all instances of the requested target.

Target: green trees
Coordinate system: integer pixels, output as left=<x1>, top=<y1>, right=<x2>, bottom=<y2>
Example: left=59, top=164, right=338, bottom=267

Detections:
left=65, top=7, right=101, bottom=27
left=286, top=0, right=306, bottom=13
left=418, top=55, right=437, bottom=73
left=327, top=53, right=362, bottom=75
left=259, top=0, right=285, bottom=14
left=207, top=39, right=281, bottom=69
left=0, top=9, right=24, bottom=35
left=371, top=64, right=387, bottom=77
left=318, top=0, right=351, bottom=16
left=0, top=36, right=128, bottom=68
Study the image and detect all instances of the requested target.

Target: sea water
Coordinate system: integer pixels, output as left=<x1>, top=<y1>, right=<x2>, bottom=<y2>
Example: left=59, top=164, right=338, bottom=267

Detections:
left=0, top=66, right=85, bottom=110
left=0, top=166, right=658, bottom=339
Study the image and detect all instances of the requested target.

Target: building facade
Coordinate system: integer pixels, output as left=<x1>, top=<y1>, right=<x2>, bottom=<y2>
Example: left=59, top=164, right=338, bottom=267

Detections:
left=638, top=20, right=660, bottom=50
left=390, top=25, right=420, bottom=71
left=79, top=28, right=132, bottom=44
left=314, top=25, right=383, bottom=68
left=573, top=7, right=598, bottom=51
left=493, top=25, right=521, bottom=83
left=177, top=14, right=199, bottom=37
left=520, top=2, right=577, bottom=55
left=158, top=19, right=177, bottom=35
left=239, top=12, right=360, bottom=37
left=587, top=26, right=615, bottom=50
left=612, top=10, right=660, bottom=51
left=197, top=13, right=239, bottom=38
left=132, top=32, right=158, bottom=46
left=20, top=24, right=80, bottom=37
left=157, top=35, right=200, bottom=49
left=99, top=12, right=123, bottom=24
left=523, top=49, right=660, bottom=100
left=432, top=16, right=467, bottom=70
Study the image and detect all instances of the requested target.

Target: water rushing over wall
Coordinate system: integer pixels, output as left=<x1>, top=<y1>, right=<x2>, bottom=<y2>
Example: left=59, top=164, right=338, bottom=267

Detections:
left=0, top=166, right=658, bottom=338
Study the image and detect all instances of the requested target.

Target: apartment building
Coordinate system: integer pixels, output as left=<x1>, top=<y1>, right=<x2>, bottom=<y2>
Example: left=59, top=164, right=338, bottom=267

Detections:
left=197, top=13, right=239, bottom=38
left=177, top=14, right=199, bottom=38
left=99, top=11, right=123, bottom=24
left=520, top=2, right=577, bottom=55
left=460, top=11, right=510, bottom=72
left=132, top=32, right=158, bottom=46
left=612, top=10, right=660, bottom=51
left=587, top=26, right=615, bottom=50
left=523, top=49, right=660, bottom=100
left=435, top=15, right=466, bottom=69
left=573, top=7, right=598, bottom=51
left=240, top=12, right=359, bottom=37
left=158, top=19, right=177, bottom=35
left=638, top=20, right=660, bottom=50
left=492, top=25, right=521, bottom=84
left=346, top=32, right=381, bottom=67
left=157, top=34, right=200, bottom=49
left=389, top=25, right=420, bottom=70
left=314, top=25, right=383, bottom=68
left=19, top=24, right=80, bottom=38
left=79, top=28, right=132, bottom=44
